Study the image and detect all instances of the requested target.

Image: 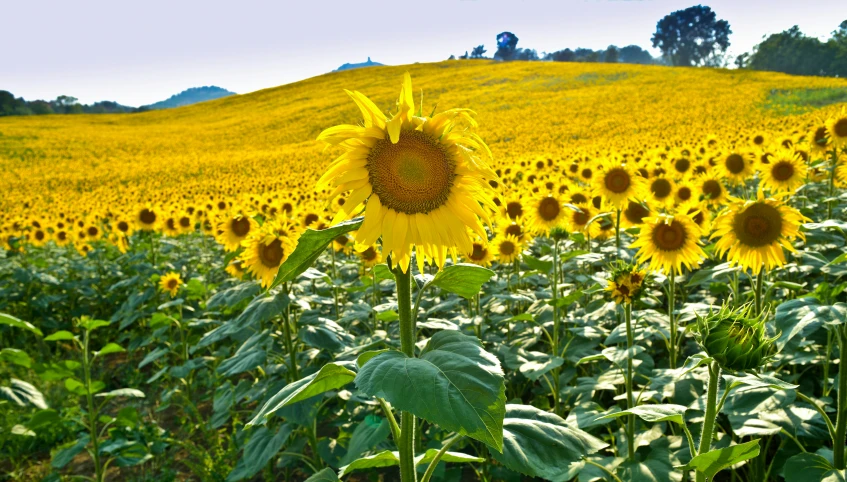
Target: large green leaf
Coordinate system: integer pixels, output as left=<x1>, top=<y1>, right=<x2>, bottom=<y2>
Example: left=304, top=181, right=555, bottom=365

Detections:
left=1, top=348, right=32, bottom=368
left=355, top=330, right=506, bottom=451
left=598, top=404, right=688, bottom=426
left=678, top=439, right=761, bottom=479
left=428, top=263, right=496, bottom=299
left=303, top=468, right=340, bottom=482
left=338, top=449, right=482, bottom=477
left=226, top=425, right=293, bottom=481
left=0, top=313, right=42, bottom=336
left=206, top=282, right=261, bottom=310
left=490, top=404, right=606, bottom=479
left=783, top=453, right=847, bottom=482
left=248, top=362, right=356, bottom=426
left=270, top=217, right=363, bottom=289
left=51, top=435, right=90, bottom=468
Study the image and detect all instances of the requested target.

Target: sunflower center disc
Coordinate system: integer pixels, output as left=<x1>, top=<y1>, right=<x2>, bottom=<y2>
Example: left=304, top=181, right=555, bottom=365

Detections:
left=505, top=224, right=523, bottom=238
left=260, top=239, right=284, bottom=268
left=470, top=243, right=486, bottom=260
left=652, top=179, right=672, bottom=198
left=573, top=210, right=590, bottom=226
left=726, top=154, right=745, bottom=174
left=835, top=119, right=847, bottom=138
left=140, top=209, right=156, bottom=225
left=538, top=197, right=561, bottom=221
left=678, top=187, right=692, bottom=201
left=180, top=217, right=191, bottom=228
left=772, top=162, right=795, bottom=181
left=734, top=202, right=783, bottom=247
left=675, top=158, right=690, bottom=173
left=368, top=130, right=455, bottom=214
left=703, top=180, right=722, bottom=199
left=506, top=201, right=523, bottom=220
left=361, top=247, right=377, bottom=261
left=653, top=221, right=686, bottom=251
left=117, top=221, right=129, bottom=232
left=231, top=217, right=251, bottom=237
left=625, top=202, right=649, bottom=224
left=605, top=168, right=631, bottom=193
left=499, top=241, right=515, bottom=256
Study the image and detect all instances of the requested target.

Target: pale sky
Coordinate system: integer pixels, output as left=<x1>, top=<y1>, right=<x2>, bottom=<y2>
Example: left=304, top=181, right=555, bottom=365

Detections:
left=2, top=0, right=845, bottom=106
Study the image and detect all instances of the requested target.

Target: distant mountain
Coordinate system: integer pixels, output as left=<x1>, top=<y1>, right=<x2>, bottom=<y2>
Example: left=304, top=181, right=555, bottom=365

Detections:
left=141, top=86, right=235, bottom=110
left=334, top=57, right=384, bottom=72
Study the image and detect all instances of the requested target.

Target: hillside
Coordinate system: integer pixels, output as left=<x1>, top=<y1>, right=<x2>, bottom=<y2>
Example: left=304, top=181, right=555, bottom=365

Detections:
left=142, top=86, right=235, bottom=110
left=0, top=60, right=845, bottom=224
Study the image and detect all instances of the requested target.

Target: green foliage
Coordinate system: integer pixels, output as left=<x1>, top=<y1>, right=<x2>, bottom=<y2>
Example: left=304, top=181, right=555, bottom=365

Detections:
left=651, top=5, right=732, bottom=66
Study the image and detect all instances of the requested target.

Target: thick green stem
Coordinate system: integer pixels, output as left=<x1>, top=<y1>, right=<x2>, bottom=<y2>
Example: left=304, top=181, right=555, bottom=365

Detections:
left=834, top=325, right=847, bottom=470
left=281, top=313, right=299, bottom=382
left=754, top=266, right=765, bottom=316
left=83, top=330, right=103, bottom=482
left=625, top=303, right=635, bottom=461
left=828, top=149, right=838, bottom=221
left=696, top=361, right=721, bottom=482
left=393, top=265, right=417, bottom=482
left=615, top=209, right=622, bottom=258
left=669, top=271, right=677, bottom=368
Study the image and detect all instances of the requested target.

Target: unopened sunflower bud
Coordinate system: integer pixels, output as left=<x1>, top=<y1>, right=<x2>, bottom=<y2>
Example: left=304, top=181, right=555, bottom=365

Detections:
left=695, top=303, right=778, bottom=371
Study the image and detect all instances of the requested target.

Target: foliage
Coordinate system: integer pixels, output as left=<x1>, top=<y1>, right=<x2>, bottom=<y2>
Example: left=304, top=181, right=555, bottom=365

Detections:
left=651, top=5, right=732, bottom=66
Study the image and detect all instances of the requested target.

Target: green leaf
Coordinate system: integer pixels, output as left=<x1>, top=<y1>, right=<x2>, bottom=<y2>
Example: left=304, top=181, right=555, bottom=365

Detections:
left=725, top=373, right=798, bottom=391
left=1, top=348, right=32, bottom=368
left=490, top=404, right=607, bottom=480
left=79, top=318, right=110, bottom=332
left=11, top=424, right=35, bottom=437
left=680, top=354, right=714, bottom=374
left=373, top=264, right=395, bottom=281
left=226, top=425, right=293, bottom=481
left=95, top=343, right=125, bottom=358
left=95, top=388, right=145, bottom=399
left=357, top=349, right=389, bottom=368
left=522, top=254, right=553, bottom=274
left=598, top=404, right=688, bottom=425
left=678, top=439, right=761, bottom=479
left=338, top=449, right=482, bottom=477
left=0, top=313, right=42, bottom=336
left=27, top=409, right=61, bottom=431
left=303, top=468, right=340, bottom=482
left=51, top=435, right=90, bottom=468
left=248, top=362, right=356, bottom=426
left=355, top=330, right=506, bottom=451
left=428, top=263, right=496, bottom=299
left=340, top=415, right=391, bottom=465
left=270, top=217, right=363, bottom=289
left=783, top=453, right=847, bottom=482
left=206, top=282, right=261, bottom=310
left=44, top=330, right=75, bottom=342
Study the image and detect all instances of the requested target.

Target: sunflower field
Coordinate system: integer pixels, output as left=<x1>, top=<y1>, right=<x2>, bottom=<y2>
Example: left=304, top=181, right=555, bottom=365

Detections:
left=2, top=60, right=847, bottom=482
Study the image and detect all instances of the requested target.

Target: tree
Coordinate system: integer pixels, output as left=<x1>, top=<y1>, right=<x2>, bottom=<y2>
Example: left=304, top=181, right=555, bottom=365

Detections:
left=747, top=26, right=840, bottom=76
left=651, top=5, right=731, bottom=66
left=604, top=46, right=619, bottom=63
left=494, top=32, right=519, bottom=60
left=619, top=45, right=654, bottom=64
left=546, top=49, right=576, bottom=62
left=471, top=45, right=487, bottom=59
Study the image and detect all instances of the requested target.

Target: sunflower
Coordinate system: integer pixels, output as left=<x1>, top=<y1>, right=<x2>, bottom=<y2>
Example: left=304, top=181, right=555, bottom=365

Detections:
left=567, top=203, right=594, bottom=234
left=465, top=238, right=495, bottom=267
left=697, top=175, right=728, bottom=205
left=681, top=201, right=712, bottom=235
left=631, top=213, right=706, bottom=275
left=647, top=176, right=675, bottom=208
left=718, top=150, right=756, bottom=185
left=161, top=213, right=181, bottom=237
left=501, top=195, right=525, bottom=222
left=112, top=216, right=135, bottom=238
left=135, top=205, right=159, bottom=231
left=176, top=212, right=195, bottom=235
left=29, top=227, right=49, bottom=247
left=332, top=233, right=354, bottom=254
left=606, top=264, right=647, bottom=305
left=240, top=221, right=296, bottom=288
left=225, top=259, right=246, bottom=279
left=827, top=108, right=847, bottom=147
left=357, top=244, right=382, bottom=268
left=493, top=234, right=522, bottom=264
left=759, top=150, right=807, bottom=193
left=712, top=190, right=809, bottom=274
left=216, top=213, right=257, bottom=252
left=593, top=160, right=647, bottom=209
left=498, top=217, right=529, bottom=244
left=810, top=124, right=832, bottom=154
left=621, top=200, right=651, bottom=228
left=527, top=193, right=567, bottom=235
left=110, top=233, right=130, bottom=254
left=316, top=73, right=497, bottom=273
left=159, top=272, right=183, bottom=298
left=673, top=180, right=696, bottom=206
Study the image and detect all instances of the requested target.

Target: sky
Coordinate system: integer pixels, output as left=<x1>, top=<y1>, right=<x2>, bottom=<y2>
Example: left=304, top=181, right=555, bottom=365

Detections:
left=2, top=0, right=845, bottom=107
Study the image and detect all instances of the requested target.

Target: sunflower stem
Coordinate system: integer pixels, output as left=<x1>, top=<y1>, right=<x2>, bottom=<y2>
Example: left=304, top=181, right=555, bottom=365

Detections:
left=392, top=263, right=417, bottom=482
left=834, top=324, right=847, bottom=470
left=624, top=302, right=635, bottom=462
left=754, top=265, right=766, bottom=316
left=695, top=361, right=721, bottom=482
left=669, top=270, right=677, bottom=368
left=615, top=209, right=622, bottom=259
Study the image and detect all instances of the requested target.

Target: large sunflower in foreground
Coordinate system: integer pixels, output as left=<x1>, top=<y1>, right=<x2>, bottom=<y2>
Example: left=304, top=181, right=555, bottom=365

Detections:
left=631, top=213, right=706, bottom=275
left=592, top=160, right=647, bottom=209
left=712, top=190, right=809, bottom=274
left=240, top=221, right=296, bottom=288
left=316, top=73, right=497, bottom=272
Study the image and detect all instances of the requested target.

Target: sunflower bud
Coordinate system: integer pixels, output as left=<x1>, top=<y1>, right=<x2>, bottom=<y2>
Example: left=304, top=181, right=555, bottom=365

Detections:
left=695, top=303, right=778, bottom=371
left=606, top=262, right=647, bottom=305
left=550, top=226, right=569, bottom=241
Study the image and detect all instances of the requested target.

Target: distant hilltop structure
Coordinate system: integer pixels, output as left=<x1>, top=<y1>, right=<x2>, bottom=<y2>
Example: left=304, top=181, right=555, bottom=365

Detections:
left=334, top=57, right=384, bottom=72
